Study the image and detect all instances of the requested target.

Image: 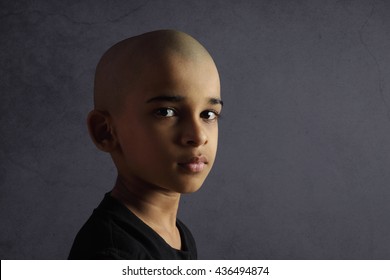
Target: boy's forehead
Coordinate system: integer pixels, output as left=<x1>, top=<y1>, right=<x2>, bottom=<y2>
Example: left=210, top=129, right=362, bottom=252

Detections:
left=134, top=54, right=218, bottom=95
left=115, top=60, right=220, bottom=116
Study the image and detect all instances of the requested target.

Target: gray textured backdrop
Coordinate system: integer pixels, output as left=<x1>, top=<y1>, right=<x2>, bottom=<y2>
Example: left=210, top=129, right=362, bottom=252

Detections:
left=1, top=0, right=390, bottom=259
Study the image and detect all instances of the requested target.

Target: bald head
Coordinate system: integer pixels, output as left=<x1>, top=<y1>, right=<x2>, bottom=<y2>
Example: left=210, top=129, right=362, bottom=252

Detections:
left=93, top=30, right=217, bottom=114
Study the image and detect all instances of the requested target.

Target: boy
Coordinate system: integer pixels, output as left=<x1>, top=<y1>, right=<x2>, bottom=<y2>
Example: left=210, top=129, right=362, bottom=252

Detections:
left=68, top=30, right=222, bottom=259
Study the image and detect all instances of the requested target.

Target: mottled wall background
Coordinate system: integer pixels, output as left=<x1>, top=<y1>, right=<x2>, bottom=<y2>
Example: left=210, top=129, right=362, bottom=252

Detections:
left=1, top=0, right=390, bottom=259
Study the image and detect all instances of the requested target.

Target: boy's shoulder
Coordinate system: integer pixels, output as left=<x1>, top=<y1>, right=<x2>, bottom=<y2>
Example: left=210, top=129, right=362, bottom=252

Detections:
left=68, top=194, right=150, bottom=259
left=68, top=193, right=197, bottom=260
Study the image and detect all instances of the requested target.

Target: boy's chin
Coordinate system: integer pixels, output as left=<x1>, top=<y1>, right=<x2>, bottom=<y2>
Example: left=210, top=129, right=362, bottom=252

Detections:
left=166, top=179, right=205, bottom=194
left=177, top=184, right=204, bottom=194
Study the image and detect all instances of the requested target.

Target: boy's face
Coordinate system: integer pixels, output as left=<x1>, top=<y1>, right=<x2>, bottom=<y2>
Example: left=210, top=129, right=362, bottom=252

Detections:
left=112, top=54, right=221, bottom=194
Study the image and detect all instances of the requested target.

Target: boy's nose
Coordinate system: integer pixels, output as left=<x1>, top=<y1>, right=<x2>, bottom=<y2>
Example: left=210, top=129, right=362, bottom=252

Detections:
left=179, top=119, right=208, bottom=147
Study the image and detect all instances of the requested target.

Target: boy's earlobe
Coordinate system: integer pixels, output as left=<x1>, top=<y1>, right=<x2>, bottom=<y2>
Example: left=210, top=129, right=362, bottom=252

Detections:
left=87, top=110, right=118, bottom=152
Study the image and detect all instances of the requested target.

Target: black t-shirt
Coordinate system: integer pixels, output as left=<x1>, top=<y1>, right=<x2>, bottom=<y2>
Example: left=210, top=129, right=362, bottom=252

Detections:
left=68, top=193, right=197, bottom=259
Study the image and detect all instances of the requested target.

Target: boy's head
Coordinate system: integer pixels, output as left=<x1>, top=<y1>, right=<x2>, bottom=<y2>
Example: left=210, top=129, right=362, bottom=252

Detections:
left=88, top=30, right=222, bottom=194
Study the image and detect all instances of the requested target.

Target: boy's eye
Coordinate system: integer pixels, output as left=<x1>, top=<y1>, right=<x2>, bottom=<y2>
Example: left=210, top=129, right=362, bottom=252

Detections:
left=155, top=108, right=176, bottom=118
left=200, top=110, right=219, bottom=120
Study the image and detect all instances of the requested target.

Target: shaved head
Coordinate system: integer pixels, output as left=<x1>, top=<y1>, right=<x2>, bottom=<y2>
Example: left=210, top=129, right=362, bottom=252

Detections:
left=93, top=30, right=218, bottom=114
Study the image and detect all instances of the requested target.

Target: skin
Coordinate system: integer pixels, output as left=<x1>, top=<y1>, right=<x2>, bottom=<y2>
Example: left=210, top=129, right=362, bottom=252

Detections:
left=87, top=30, right=222, bottom=250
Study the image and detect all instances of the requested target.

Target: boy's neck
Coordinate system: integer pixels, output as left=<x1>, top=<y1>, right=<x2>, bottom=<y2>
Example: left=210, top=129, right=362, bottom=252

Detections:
left=110, top=175, right=182, bottom=249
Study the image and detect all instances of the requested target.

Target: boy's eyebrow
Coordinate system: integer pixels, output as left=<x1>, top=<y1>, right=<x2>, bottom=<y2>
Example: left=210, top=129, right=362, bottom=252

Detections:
left=146, top=95, right=224, bottom=106
left=210, top=98, right=224, bottom=107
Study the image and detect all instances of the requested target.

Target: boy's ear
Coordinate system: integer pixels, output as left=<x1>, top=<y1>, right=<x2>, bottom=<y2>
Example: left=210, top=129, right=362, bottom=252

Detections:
left=87, top=110, right=118, bottom=153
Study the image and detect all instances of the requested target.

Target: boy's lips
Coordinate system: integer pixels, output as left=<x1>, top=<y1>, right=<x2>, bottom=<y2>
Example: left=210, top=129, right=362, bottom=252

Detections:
left=178, top=156, right=208, bottom=173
